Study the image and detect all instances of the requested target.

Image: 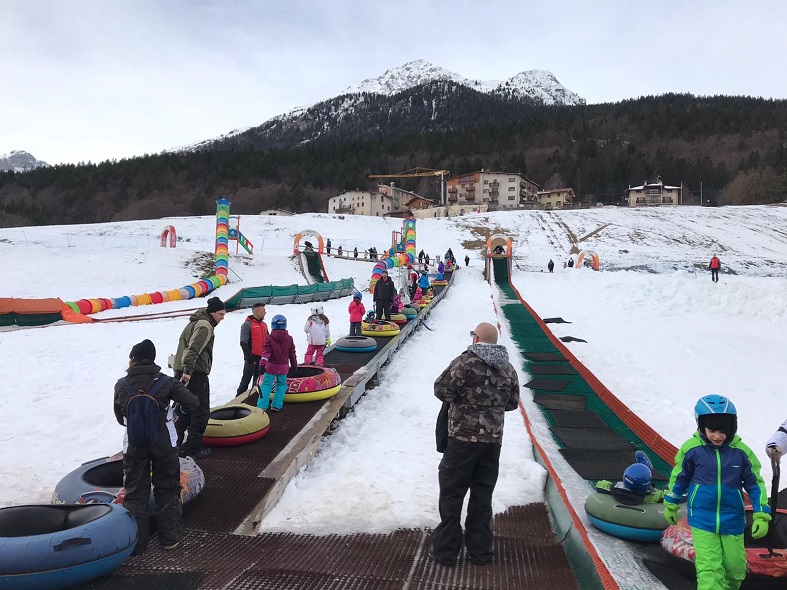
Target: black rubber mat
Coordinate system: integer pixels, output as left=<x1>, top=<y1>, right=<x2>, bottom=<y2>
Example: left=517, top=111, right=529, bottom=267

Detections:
left=229, top=571, right=403, bottom=589
left=559, top=336, right=587, bottom=343
left=524, top=352, right=565, bottom=362
left=559, top=449, right=670, bottom=481
left=550, top=410, right=608, bottom=428
left=777, top=487, right=787, bottom=509
left=642, top=559, right=696, bottom=590
left=542, top=317, right=571, bottom=324
left=524, top=378, right=571, bottom=392
left=73, top=572, right=203, bottom=590
left=533, top=394, right=587, bottom=412
left=550, top=427, right=636, bottom=451
left=529, top=364, right=577, bottom=375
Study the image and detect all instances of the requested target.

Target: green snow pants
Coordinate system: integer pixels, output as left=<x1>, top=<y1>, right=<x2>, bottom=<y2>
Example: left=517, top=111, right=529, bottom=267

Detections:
left=692, top=527, right=747, bottom=590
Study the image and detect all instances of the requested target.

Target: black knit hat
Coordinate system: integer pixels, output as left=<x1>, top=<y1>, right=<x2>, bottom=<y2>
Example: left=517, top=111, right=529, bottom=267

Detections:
left=130, top=339, right=156, bottom=363
left=206, top=297, right=225, bottom=313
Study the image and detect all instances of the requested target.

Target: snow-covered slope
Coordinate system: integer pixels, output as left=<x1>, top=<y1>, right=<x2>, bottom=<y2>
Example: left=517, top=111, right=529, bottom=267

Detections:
left=0, top=150, right=49, bottom=172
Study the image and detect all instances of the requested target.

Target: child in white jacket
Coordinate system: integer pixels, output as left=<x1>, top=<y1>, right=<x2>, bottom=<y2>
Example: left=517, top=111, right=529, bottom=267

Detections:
left=303, top=305, right=331, bottom=366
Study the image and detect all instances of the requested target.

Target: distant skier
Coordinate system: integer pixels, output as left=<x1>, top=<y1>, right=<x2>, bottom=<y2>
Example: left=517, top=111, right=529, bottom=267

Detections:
left=547, top=259, right=554, bottom=273
left=568, top=258, right=574, bottom=268
left=709, top=255, right=721, bottom=283
left=464, top=255, right=470, bottom=267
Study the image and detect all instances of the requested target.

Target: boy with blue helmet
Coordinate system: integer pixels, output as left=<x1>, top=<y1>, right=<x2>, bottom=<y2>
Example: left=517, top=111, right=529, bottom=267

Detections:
left=596, top=450, right=663, bottom=506
left=664, top=394, right=770, bottom=590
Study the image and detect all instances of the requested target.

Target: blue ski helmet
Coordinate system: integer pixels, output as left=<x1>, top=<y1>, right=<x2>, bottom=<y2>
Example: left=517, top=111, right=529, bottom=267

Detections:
left=271, top=314, right=287, bottom=330
left=622, top=463, right=652, bottom=493
left=353, top=291, right=362, bottom=300
left=694, top=394, right=737, bottom=438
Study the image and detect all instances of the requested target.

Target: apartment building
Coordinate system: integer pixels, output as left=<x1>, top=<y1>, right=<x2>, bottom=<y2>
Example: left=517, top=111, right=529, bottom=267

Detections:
left=445, top=170, right=540, bottom=210
left=625, top=178, right=682, bottom=207
left=327, top=190, right=393, bottom=216
left=536, top=188, right=575, bottom=209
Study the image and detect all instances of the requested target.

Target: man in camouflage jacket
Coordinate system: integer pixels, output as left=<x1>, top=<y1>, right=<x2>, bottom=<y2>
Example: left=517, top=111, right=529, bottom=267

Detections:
left=429, top=322, right=520, bottom=567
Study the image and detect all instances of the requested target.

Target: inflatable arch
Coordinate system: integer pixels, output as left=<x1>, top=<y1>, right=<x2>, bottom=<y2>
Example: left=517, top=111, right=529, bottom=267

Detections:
left=370, top=217, right=416, bottom=294
left=486, top=234, right=513, bottom=258
left=160, top=225, right=176, bottom=248
left=293, top=230, right=326, bottom=255
left=575, top=250, right=600, bottom=270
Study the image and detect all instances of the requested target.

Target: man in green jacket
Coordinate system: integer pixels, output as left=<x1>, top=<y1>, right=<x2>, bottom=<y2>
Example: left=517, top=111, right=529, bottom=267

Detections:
left=172, top=297, right=226, bottom=459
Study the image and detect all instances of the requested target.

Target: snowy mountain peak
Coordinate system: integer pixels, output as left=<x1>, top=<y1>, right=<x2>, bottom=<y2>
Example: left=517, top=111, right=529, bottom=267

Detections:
left=342, top=59, right=583, bottom=105
left=0, top=150, right=50, bottom=173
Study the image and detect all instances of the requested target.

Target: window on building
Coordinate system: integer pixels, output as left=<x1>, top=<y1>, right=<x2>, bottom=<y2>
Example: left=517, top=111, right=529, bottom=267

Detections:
left=380, top=195, right=384, bottom=203
left=508, top=195, right=515, bottom=200
left=483, top=180, right=488, bottom=184
left=647, top=188, right=660, bottom=195
left=556, top=201, right=562, bottom=207
left=508, top=187, right=515, bottom=191
left=483, top=189, right=488, bottom=193
left=636, top=197, right=645, bottom=204
left=509, top=177, right=515, bottom=182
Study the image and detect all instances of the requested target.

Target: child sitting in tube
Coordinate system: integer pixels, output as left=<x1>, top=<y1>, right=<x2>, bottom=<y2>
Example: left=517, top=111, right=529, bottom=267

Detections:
left=596, top=451, right=665, bottom=506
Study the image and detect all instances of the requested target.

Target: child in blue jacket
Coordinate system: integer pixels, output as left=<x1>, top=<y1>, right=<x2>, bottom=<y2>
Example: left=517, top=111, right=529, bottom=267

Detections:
left=664, top=395, right=770, bottom=590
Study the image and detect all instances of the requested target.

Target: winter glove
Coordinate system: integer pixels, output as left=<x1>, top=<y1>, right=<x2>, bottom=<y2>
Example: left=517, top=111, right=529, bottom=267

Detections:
left=766, top=445, right=783, bottom=462
left=326, top=338, right=332, bottom=346
left=663, top=502, right=679, bottom=526
left=595, top=480, right=613, bottom=493
left=751, top=512, right=771, bottom=540
left=644, top=489, right=666, bottom=504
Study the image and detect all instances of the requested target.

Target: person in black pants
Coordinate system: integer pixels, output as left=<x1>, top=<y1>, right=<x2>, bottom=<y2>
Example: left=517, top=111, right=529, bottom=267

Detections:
left=373, top=269, right=395, bottom=321
left=114, top=339, right=198, bottom=554
left=236, top=303, right=268, bottom=395
left=172, top=297, right=226, bottom=460
left=430, top=322, right=520, bottom=567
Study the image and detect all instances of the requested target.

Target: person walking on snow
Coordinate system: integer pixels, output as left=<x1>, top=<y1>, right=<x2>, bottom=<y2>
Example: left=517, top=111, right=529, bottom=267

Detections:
left=547, top=259, right=555, bottom=273
left=172, top=296, right=226, bottom=460
left=114, top=339, right=198, bottom=554
left=236, top=303, right=268, bottom=396
left=303, top=305, right=331, bottom=366
left=709, top=255, right=721, bottom=283
left=430, top=322, right=520, bottom=566
left=766, top=418, right=787, bottom=463
left=348, top=292, right=365, bottom=336
left=257, top=315, right=298, bottom=412
left=464, top=255, right=470, bottom=267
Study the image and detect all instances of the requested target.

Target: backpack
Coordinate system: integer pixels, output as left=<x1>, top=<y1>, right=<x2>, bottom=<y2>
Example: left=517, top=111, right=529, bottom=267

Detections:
left=119, top=375, right=172, bottom=448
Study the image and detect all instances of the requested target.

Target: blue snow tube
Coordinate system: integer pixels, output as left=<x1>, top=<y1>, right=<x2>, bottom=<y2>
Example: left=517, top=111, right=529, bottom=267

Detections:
left=0, top=503, right=137, bottom=589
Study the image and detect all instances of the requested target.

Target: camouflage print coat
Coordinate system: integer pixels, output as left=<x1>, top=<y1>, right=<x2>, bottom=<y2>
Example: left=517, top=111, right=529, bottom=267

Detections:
left=434, top=343, right=520, bottom=444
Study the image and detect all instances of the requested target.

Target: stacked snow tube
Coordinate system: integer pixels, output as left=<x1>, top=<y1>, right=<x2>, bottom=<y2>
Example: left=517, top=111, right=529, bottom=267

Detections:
left=52, top=456, right=205, bottom=509
left=390, top=313, right=408, bottom=325
left=431, top=279, right=448, bottom=286
left=203, top=404, right=270, bottom=446
left=661, top=510, right=787, bottom=578
left=361, top=320, right=400, bottom=337
left=0, top=503, right=137, bottom=589
left=401, top=306, right=418, bottom=320
left=584, top=492, right=683, bottom=542
left=268, top=366, right=342, bottom=403
left=335, top=336, right=377, bottom=353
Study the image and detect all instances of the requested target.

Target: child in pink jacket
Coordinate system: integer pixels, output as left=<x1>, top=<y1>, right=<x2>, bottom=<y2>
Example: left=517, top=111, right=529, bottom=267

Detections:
left=303, top=305, right=331, bottom=366
left=348, top=292, right=365, bottom=336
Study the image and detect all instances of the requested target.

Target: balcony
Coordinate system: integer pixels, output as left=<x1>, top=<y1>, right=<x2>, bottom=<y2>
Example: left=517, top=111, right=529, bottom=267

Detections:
left=490, top=181, right=499, bottom=188
left=466, top=185, right=475, bottom=192
left=464, top=194, right=475, bottom=202
left=447, top=194, right=458, bottom=203
left=448, top=187, right=458, bottom=193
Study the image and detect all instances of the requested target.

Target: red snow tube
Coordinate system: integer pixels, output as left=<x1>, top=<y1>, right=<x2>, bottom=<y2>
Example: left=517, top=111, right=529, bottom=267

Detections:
left=661, top=509, right=787, bottom=578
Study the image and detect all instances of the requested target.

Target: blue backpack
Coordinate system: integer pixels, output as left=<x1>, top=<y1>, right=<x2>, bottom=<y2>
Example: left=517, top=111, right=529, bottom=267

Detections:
left=119, top=376, right=171, bottom=448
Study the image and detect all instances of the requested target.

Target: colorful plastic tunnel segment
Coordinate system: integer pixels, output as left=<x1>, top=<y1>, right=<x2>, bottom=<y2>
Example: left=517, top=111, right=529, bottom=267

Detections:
left=370, top=217, right=416, bottom=294
left=576, top=250, right=600, bottom=270
left=215, top=198, right=230, bottom=278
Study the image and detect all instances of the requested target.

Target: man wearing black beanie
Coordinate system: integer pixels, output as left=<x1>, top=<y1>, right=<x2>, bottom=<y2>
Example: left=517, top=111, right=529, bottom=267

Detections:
left=114, top=339, right=198, bottom=553
left=172, top=296, right=226, bottom=459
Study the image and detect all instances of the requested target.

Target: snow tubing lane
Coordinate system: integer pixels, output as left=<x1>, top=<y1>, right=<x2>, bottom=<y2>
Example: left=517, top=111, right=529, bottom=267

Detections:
left=335, top=336, right=377, bottom=353
left=0, top=503, right=137, bottom=588
left=661, top=510, right=787, bottom=577
left=584, top=492, right=684, bottom=542
left=52, top=456, right=205, bottom=509
left=203, top=404, right=271, bottom=446
left=361, top=320, right=400, bottom=337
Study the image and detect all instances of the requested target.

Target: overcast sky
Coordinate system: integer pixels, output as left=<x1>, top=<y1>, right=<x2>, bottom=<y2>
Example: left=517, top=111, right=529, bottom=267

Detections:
left=2, top=0, right=786, bottom=166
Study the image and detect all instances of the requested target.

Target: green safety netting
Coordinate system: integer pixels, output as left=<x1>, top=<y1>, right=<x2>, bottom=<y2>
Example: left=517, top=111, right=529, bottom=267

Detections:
left=491, top=262, right=674, bottom=483
left=224, top=278, right=355, bottom=310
